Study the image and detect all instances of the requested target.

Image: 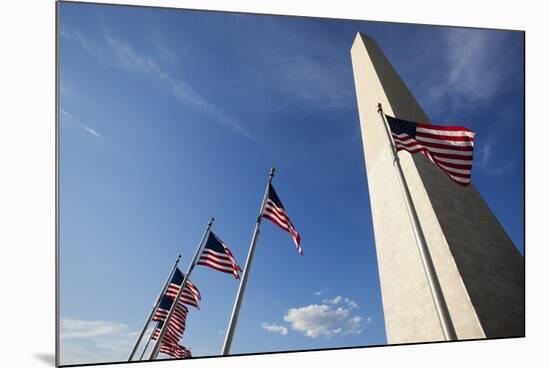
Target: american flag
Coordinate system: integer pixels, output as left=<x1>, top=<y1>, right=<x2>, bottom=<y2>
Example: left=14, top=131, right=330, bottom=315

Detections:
left=151, top=320, right=184, bottom=345
left=197, top=232, right=242, bottom=279
left=386, top=115, right=475, bottom=186
left=159, top=342, right=192, bottom=359
left=166, top=268, right=201, bottom=309
left=152, top=295, right=188, bottom=332
left=262, top=184, right=303, bottom=255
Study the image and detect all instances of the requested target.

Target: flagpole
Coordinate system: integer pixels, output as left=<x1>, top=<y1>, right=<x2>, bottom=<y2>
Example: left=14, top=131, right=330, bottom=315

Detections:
left=149, top=218, right=215, bottom=360
left=221, top=168, right=275, bottom=355
left=377, top=103, right=457, bottom=341
left=138, top=327, right=155, bottom=360
left=128, top=254, right=181, bottom=361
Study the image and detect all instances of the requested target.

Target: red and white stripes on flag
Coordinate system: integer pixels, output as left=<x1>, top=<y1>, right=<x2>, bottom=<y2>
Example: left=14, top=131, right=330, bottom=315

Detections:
left=153, top=304, right=188, bottom=331
left=148, top=266, right=198, bottom=359
left=197, top=232, right=242, bottom=279
left=152, top=296, right=188, bottom=339
left=159, top=342, right=192, bottom=359
left=262, top=184, right=303, bottom=255
left=386, top=115, right=475, bottom=185
left=166, top=276, right=201, bottom=309
left=152, top=321, right=184, bottom=344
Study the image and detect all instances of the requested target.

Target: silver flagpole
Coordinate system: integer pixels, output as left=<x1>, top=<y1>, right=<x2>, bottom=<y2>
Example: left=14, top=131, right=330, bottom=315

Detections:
left=221, top=168, right=275, bottom=355
left=138, top=327, right=155, bottom=360
left=149, top=218, right=215, bottom=360
left=128, top=254, right=181, bottom=361
left=377, top=103, right=457, bottom=341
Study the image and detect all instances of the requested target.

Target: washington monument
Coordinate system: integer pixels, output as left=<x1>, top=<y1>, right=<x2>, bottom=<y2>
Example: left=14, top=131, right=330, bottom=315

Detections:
left=350, top=33, right=524, bottom=344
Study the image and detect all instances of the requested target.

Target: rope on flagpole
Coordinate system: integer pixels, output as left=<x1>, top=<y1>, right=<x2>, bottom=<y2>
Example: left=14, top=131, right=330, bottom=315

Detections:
left=377, top=103, right=457, bottom=341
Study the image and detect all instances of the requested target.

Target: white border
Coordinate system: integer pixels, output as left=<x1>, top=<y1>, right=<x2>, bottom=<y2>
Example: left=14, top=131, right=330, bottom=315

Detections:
left=1, top=1, right=547, bottom=368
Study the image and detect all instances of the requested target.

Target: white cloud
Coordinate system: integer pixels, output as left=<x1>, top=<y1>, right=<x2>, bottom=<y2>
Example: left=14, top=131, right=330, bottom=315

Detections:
left=283, top=300, right=366, bottom=338
left=343, top=316, right=364, bottom=336
left=61, top=319, right=128, bottom=339
left=284, top=304, right=348, bottom=338
left=261, top=323, right=288, bottom=336
left=61, top=109, right=101, bottom=138
left=323, top=296, right=343, bottom=304
left=314, top=290, right=324, bottom=296
left=283, top=295, right=365, bottom=338
left=60, top=319, right=139, bottom=365
left=345, top=298, right=359, bottom=310
left=323, top=295, right=359, bottom=309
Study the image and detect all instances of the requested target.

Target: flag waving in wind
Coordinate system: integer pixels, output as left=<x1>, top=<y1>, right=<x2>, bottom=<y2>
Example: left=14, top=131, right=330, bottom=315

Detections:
left=197, top=232, right=242, bottom=279
left=159, top=342, right=192, bottom=359
left=221, top=169, right=303, bottom=355
left=165, top=268, right=201, bottom=309
left=386, top=115, right=475, bottom=185
left=152, top=295, right=188, bottom=332
left=262, top=184, right=303, bottom=255
left=152, top=295, right=189, bottom=322
left=151, top=320, right=184, bottom=345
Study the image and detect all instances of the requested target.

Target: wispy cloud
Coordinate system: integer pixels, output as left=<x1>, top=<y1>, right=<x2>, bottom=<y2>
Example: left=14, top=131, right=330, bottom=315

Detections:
left=261, top=322, right=288, bottom=336
left=474, top=136, right=515, bottom=176
left=445, top=29, right=509, bottom=104
left=61, top=109, right=101, bottom=138
left=322, top=296, right=358, bottom=309
left=477, top=138, right=515, bottom=177
left=283, top=295, right=368, bottom=338
left=61, top=319, right=128, bottom=339
left=412, top=28, right=521, bottom=122
left=60, top=319, right=139, bottom=365
left=254, top=20, right=355, bottom=111
left=447, top=32, right=502, bottom=105
left=479, top=140, right=492, bottom=168
left=271, top=55, right=355, bottom=110
left=60, top=30, right=108, bottom=64
left=61, top=29, right=256, bottom=141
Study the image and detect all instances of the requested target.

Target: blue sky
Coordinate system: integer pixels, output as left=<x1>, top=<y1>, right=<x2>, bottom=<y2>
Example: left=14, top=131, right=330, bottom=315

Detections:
left=58, top=2, right=524, bottom=365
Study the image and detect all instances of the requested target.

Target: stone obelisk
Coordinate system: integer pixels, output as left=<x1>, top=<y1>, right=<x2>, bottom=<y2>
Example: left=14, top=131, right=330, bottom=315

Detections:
left=350, top=33, right=524, bottom=344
